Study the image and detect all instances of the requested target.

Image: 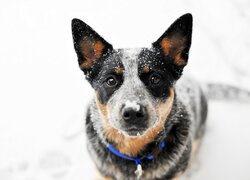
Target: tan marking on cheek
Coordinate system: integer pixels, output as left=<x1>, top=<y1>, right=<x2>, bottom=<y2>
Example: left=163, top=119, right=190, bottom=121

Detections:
left=143, top=66, right=150, bottom=73
left=95, top=93, right=125, bottom=146
left=95, top=96, right=108, bottom=119
left=156, top=88, right=175, bottom=122
left=115, top=67, right=124, bottom=75
left=80, top=40, right=105, bottom=69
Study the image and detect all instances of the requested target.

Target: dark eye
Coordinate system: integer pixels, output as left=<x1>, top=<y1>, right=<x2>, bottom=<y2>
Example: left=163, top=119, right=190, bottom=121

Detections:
left=149, top=74, right=162, bottom=85
left=105, top=76, right=117, bottom=87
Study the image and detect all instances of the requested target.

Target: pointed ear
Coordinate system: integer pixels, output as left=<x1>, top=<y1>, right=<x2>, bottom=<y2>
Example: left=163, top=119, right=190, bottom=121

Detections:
left=153, top=13, right=193, bottom=67
left=72, top=19, right=113, bottom=73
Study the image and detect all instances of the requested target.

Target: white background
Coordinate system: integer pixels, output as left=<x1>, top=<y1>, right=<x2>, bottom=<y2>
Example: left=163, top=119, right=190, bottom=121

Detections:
left=0, top=0, right=250, bottom=179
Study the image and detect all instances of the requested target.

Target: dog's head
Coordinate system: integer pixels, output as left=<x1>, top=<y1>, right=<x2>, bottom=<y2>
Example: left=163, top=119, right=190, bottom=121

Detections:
left=72, top=14, right=192, bottom=154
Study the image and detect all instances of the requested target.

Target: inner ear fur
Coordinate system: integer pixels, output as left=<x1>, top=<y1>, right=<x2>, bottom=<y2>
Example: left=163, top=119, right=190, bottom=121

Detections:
left=79, top=38, right=105, bottom=69
left=72, top=18, right=113, bottom=72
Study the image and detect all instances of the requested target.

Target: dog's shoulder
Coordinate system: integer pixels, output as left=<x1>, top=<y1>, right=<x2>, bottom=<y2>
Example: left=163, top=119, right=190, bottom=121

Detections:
left=175, top=76, right=204, bottom=105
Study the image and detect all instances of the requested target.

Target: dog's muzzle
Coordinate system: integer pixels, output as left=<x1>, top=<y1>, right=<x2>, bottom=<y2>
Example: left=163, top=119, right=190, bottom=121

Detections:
left=120, top=103, right=148, bottom=135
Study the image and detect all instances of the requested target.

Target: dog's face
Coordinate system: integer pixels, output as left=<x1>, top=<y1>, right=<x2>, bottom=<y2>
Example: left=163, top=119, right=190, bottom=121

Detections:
left=72, top=14, right=192, bottom=141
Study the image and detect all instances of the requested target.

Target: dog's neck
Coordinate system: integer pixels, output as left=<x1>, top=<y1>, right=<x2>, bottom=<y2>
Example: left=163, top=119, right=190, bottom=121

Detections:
left=107, top=140, right=166, bottom=164
left=106, top=140, right=166, bottom=179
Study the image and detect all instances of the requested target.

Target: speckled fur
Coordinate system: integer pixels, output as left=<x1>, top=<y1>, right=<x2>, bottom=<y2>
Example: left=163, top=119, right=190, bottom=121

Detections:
left=86, top=76, right=207, bottom=180
left=72, top=13, right=207, bottom=180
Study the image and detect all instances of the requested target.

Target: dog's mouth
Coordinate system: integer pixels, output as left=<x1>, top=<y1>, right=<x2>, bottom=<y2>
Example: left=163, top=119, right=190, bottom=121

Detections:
left=122, top=126, right=148, bottom=136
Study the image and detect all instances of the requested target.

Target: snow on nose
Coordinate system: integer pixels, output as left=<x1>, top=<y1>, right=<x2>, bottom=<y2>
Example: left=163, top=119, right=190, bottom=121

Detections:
left=124, top=100, right=140, bottom=112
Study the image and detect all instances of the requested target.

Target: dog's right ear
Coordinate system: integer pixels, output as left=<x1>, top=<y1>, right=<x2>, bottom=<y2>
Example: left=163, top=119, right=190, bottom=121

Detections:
left=72, top=19, right=113, bottom=75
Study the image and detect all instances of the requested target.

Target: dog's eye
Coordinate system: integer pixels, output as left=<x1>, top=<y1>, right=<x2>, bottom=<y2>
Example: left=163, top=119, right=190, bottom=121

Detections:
left=149, top=74, right=162, bottom=85
left=105, top=76, right=117, bottom=87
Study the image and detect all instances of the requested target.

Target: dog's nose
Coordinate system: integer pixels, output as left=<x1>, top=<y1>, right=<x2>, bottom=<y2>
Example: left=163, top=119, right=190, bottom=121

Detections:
left=122, top=105, right=147, bottom=123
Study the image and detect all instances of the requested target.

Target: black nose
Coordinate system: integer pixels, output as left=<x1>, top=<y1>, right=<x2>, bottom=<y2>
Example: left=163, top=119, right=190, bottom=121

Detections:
left=122, top=105, right=147, bottom=123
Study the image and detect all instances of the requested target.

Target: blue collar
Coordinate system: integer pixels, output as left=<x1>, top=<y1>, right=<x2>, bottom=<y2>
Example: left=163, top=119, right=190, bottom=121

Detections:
left=107, top=141, right=166, bottom=166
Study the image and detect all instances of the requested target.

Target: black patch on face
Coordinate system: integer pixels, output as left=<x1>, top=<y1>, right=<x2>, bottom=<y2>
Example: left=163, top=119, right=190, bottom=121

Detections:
left=138, top=48, right=175, bottom=100
left=91, top=50, right=124, bottom=104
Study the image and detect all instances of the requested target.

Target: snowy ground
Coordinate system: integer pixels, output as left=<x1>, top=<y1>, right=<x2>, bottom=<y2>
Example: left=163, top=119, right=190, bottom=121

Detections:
left=0, top=0, right=250, bottom=179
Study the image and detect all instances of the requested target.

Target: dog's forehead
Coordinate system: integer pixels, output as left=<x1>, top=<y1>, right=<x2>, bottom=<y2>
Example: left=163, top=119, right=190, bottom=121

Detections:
left=115, top=48, right=155, bottom=72
left=118, top=48, right=142, bottom=67
left=107, top=48, right=155, bottom=107
left=101, top=48, right=143, bottom=75
left=101, top=48, right=163, bottom=78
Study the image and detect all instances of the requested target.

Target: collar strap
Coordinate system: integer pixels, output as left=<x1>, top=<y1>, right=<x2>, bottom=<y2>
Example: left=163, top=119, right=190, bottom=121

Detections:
left=107, top=141, right=166, bottom=165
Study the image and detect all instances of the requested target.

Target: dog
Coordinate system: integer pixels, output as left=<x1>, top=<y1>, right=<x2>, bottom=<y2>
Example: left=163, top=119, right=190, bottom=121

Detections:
left=71, top=13, right=207, bottom=180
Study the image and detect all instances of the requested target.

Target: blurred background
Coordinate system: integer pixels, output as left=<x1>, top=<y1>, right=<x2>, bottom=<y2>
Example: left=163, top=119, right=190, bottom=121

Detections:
left=0, top=0, right=250, bottom=179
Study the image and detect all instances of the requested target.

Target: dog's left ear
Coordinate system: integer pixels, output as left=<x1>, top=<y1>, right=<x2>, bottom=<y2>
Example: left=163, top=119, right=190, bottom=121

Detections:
left=153, top=13, right=193, bottom=68
left=72, top=19, right=113, bottom=75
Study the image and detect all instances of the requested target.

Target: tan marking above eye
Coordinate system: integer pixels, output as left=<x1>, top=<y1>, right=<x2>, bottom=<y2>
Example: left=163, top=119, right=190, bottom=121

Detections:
left=115, top=66, right=124, bottom=75
left=79, top=40, right=105, bottom=69
left=143, top=66, right=150, bottom=73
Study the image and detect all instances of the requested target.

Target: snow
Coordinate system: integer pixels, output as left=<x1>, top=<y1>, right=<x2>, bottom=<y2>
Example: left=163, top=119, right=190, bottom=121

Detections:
left=124, top=100, right=140, bottom=112
left=1, top=0, right=250, bottom=179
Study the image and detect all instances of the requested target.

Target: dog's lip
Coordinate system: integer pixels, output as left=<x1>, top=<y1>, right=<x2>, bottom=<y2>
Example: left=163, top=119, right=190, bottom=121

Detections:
left=123, top=126, right=147, bottom=136
left=124, top=126, right=147, bottom=131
